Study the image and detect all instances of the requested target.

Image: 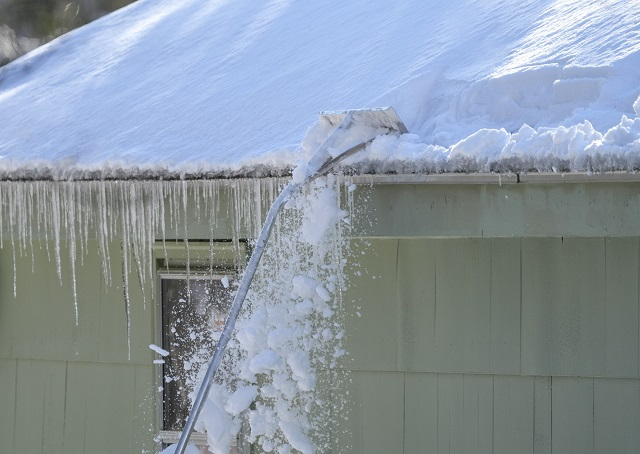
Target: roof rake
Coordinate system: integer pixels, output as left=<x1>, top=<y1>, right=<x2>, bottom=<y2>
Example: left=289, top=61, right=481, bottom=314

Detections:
left=174, top=106, right=407, bottom=453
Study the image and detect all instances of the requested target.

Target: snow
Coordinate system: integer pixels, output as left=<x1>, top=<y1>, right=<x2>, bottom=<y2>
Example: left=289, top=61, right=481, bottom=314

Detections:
left=0, top=0, right=638, bottom=178
left=149, top=344, right=169, bottom=356
left=187, top=176, right=351, bottom=453
left=158, top=444, right=200, bottom=454
left=224, top=386, right=258, bottom=415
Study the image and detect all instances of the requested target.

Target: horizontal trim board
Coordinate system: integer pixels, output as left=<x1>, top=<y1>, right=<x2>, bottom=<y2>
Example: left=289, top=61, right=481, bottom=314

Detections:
left=349, top=182, right=640, bottom=238
left=347, top=172, right=640, bottom=185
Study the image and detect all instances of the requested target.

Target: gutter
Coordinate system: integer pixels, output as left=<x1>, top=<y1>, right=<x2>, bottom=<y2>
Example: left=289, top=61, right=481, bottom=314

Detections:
left=348, top=171, right=640, bottom=185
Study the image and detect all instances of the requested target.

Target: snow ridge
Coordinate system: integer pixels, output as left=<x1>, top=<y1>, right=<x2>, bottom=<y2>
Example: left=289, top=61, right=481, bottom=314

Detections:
left=0, top=0, right=639, bottom=177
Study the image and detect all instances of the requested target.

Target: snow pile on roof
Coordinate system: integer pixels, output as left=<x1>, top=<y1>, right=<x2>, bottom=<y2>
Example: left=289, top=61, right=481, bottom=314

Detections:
left=0, top=0, right=639, bottom=179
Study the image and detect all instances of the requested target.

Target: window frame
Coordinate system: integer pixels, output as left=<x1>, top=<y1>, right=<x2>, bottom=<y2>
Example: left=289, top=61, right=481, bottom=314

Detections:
left=153, top=241, right=248, bottom=452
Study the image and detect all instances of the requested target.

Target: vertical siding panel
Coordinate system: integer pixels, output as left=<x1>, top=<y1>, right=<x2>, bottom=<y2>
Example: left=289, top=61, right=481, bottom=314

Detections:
left=437, top=373, right=464, bottom=454
left=14, top=360, right=45, bottom=454
left=551, top=377, right=594, bottom=454
left=462, top=240, right=493, bottom=373
left=562, top=238, right=606, bottom=376
left=397, top=239, right=437, bottom=372
left=42, top=361, right=67, bottom=453
left=329, top=369, right=355, bottom=453
left=359, top=371, right=404, bottom=454
left=605, top=237, right=639, bottom=378
left=490, top=238, right=521, bottom=375
left=522, top=238, right=606, bottom=376
left=463, top=374, right=493, bottom=454
left=133, top=364, right=157, bottom=453
left=337, top=370, right=363, bottom=454
left=14, top=360, right=67, bottom=453
left=435, top=240, right=492, bottom=373
left=0, top=250, right=17, bottom=358
left=404, top=373, right=438, bottom=453
left=533, top=376, right=551, bottom=454
left=64, top=362, right=139, bottom=453
left=493, top=376, right=534, bottom=454
left=0, top=358, right=17, bottom=452
left=594, top=379, right=640, bottom=453
left=521, top=238, right=559, bottom=376
left=344, top=239, right=399, bottom=371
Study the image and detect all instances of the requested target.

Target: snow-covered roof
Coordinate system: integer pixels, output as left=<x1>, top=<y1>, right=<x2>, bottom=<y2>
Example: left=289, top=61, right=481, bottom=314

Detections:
left=0, top=0, right=639, bottom=180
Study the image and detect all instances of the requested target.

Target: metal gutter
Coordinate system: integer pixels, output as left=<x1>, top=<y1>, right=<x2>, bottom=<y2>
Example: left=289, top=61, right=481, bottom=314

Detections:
left=347, top=172, right=640, bottom=185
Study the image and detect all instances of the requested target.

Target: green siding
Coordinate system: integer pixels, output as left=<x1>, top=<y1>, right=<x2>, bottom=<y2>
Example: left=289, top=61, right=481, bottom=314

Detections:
left=13, top=360, right=66, bottom=453
left=3, top=180, right=640, bottom=453
left=604, top=238, right=640, bottom=377
left=340, top=236, right=640, bottom=453
left=1, top=241, right=153, bottom=364
left=594, top=379, right=640, bottom=454
left=0, top=358, right=16, bottom=453
left=63, top=362, right=154, bottom=453
left=0, top=241, right=156, bottom=453
left=534, top=376, right=552, bottom=454
left=462, top=374, right=493, bottom=454
left=404, top=372, right=438, bottom=453
left=351, top=182, right=640, bottom=238
left=345, top=239, right=399, bottom=371
left=437, top=373, right=465, bottom=454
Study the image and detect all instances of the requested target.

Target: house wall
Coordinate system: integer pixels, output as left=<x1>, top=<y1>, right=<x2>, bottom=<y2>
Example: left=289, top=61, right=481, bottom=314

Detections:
left=0, top=240, right=157, bottom=453
left=335, top=180, right=640, bottom=454
left=339, top=236, right=640, bottom=454
left=2, top=179, right=640, bottom=454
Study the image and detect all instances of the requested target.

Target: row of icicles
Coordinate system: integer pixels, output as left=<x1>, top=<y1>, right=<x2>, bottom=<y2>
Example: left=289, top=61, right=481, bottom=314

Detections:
left=0, top=178, right=288, bottom=355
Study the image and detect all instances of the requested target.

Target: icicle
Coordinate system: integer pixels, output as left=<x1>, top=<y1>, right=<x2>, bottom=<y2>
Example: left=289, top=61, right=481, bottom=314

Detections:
left=38, top=182, right=52, bottom=263
left=119, top=184, right=132, bottom=360
left=16, top=183, right=27, bottom=259
left=158, top=181, right=169, bottom=270
left=231, top=181, right=242, bottom=268
left=121, top=240, right=132, bottom=361
left=78, top=183, right=89, bottom=265
left=0, top=183, right=4, bottom=251
left=182, top=180, right=191, bottom=302
left=51, top=184, right=63, bottom=285
left=64, top=183, right=80, bottom=325
left=128, top=183, right=147, bottom=309
left=26, top=183, right=35, bottom=272
left=7, top=184, right=17, bottom=298
left=97, top=180, right=112, bottom=286
left=144, top=182, right=157, bottom=303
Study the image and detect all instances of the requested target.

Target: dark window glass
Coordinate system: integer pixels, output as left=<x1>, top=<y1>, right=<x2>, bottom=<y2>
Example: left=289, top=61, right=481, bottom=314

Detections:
left=161, top=277, right=231, bottom=431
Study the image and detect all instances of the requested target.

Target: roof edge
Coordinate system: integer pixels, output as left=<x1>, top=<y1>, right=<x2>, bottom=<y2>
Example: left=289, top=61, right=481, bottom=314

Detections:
left=348, top=171, right=640, bottom=185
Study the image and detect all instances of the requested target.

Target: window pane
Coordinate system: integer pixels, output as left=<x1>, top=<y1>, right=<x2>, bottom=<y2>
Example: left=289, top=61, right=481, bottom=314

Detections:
left=161, top=277, right=231, bottom=431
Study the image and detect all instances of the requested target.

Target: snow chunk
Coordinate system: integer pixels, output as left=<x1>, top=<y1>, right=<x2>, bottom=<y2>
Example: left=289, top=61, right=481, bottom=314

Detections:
left=292, top=275, right=319, bottom=299
left=300, top=182, right=347, bottom=245
left=292, top=162, right=309, bottom=184
left=449, top=128, right=511, bottom=171
left=315, top=285, right=331, bottom=302
left=225, top=386, right=258, bottom=415
left=279, top=420, right=315, bottom=454
left=158, top=444, right=201, bottom=454
left=149, top=344, right=169, bottom=356
left=287, top=350, right=316, bottom=391
left=249, top=350, right=283, bottom=374
left=195, top=385, right=239, bottom=454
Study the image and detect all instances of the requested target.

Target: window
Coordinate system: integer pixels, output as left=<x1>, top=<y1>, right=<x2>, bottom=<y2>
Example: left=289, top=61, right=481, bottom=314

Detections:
left=161, top=275, right=231, bottom=432
left=155, top=242, right=247, bottom=453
